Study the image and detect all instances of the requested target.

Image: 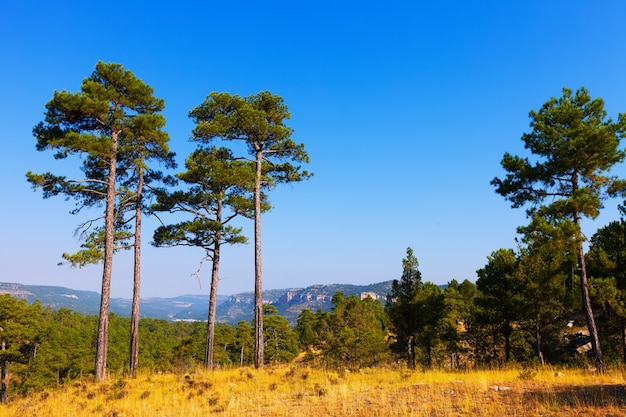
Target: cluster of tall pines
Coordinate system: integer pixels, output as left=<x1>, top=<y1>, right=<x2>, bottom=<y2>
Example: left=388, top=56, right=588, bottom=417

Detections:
left=7, top=62, right=626, bottom=400
left=23, top=61, right=311, bottom=391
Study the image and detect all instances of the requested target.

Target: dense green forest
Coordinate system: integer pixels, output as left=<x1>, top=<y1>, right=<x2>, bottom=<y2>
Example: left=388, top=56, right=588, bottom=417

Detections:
left=4, top=233, right=626, bottom=398
left=15, top=61, right=626, bottom=401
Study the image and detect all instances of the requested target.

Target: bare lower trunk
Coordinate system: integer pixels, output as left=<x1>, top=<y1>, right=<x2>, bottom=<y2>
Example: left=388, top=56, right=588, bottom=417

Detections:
left=205, top=203, right=222, bottom=369
left=407, top=335, right=415, bottom=369
left=95, top=134, right=118, bottom=381
left=205, top=255, right=218, bottom=368
left=536, top=320, right=545, bottom=366
left=254, top=150, right=264, bottom=368
left=129, top=165, right=143, bottom=378
left=576, top=220, right=605, bottom=372
left=1, top=340, right=6, bottom=404
left=570, top=175, right=604, bottom=373
left=621, top=318, right=626, bottom=365
left=504, top=322, right=511, bottom=362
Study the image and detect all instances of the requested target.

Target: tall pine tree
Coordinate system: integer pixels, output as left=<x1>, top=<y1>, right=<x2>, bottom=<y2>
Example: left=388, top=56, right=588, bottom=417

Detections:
left=386, top=247, right=423, bottom=368
left=189, top=91, right=311, bottom=367
left=492, top=87, right=626, bottom=372
left=27, top=62, right=166, bottom=380
left=151, top=146, right=256, bottom=369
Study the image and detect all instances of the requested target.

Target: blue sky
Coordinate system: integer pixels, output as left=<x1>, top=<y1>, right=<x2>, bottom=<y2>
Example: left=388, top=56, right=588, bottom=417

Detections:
left=2, top=1, right=626, bottom=298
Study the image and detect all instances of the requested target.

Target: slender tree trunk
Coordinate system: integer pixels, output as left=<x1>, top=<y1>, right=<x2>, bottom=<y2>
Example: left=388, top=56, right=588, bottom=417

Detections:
left=1, top=340, right=6, bottom=404
left=129, top=164, right=144, bottom=378
left=621, top=318, right=626, bottom=365
left=575, top=214, right=605, bottom=372
left=205, top=201, right=222, bottom=369
left=407, top=335, right=415, bottom=369
left=205, top=244, right=220, bottom=369
left=95, top=133, right=118, bottom=381
left=253, top=149, right=264, bottom=368
left=504, top=322, right=511, bottom=362
left=0, top=361, right=5, bottom=404
left=570, top=174, right=604, bottom=372
left=536, top=320, right=545, bottom=366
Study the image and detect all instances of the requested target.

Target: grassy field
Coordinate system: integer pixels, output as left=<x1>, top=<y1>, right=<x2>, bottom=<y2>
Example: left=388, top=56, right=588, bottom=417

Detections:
left=2, top=367, right=626, bottom=416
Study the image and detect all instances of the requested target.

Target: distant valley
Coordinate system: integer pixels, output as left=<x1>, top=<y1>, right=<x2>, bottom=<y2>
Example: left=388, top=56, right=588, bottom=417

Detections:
left=0, top=281, right=393, bottom=325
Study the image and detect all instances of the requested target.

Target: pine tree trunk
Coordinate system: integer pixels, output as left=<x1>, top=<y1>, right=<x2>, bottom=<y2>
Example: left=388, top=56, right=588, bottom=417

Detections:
left=536, top=320, right=545, bottom=366
left=576, top=216, right=605, bottom=372
left=569, top=174, right=604, bottom=372
left=621, top=318, right=626, bottom=365
left=94, top=133, right=118, bottom=381
left=254, top=149, right=264, bottom=369
left=1, top=340, right=6, bottom=404
left=129, top=164, right=144, bottom=378
left=204, top=250, right=218, bottom=368
left=407, top=335, right=415, bottom=369
left=205, top=200, right=222, bottom=369
left=504, top=322, right=511, bottom=362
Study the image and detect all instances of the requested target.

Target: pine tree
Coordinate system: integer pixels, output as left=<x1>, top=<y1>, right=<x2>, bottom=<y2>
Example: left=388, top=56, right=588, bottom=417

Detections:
left=151, top=146, right=255, bottom=369
left=189, top=91, right=311, bottom=367
left=27, top=62, right=167, bottom=380
left=492, top=87, right=626, bottom=372
left=386, top=247, right=423, bottom=368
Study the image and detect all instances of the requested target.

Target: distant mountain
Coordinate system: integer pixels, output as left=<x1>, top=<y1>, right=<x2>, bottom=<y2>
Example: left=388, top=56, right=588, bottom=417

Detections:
left=0, top=281, right=394, bottom=325
left=0, top=282, right=229, bottom=320
left=174, top=281, right=394, bottom=325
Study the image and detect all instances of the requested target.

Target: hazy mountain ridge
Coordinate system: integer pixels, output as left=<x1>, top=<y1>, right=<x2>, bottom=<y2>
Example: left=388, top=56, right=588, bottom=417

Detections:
left=0, top=281, right=394, bottom=325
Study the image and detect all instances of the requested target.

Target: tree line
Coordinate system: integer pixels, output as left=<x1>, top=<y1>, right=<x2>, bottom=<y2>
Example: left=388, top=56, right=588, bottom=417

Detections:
left=5, top=225, right=626, bottom=400
left=22, top=62, right=626, bottom=394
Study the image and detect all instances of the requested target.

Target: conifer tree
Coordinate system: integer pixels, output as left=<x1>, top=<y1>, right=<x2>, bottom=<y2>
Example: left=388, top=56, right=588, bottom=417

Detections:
left=492, top=87, right=626, bottom=372
left=587, top=213, right=626, bottom=364
left=476, top=248, right=523, bottom=363
left=27, top=62, right=167, bottom=380
left=152, top=146, right=256, bottom=369
left=189, top=91, right=311, bottom=367
left=0, top=296, right=42, bottom=403
left=386, top=247, right=423, bottom=368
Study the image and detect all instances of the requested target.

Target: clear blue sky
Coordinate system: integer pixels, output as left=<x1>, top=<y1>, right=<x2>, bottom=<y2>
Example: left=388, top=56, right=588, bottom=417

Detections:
left=2, top=1, right=626, bottom=298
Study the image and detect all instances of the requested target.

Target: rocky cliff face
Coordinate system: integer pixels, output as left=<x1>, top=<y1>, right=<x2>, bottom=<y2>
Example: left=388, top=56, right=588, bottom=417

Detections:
left=233, top=283, right=390, bottom=325
left=173, top=282, right=393, bottom=325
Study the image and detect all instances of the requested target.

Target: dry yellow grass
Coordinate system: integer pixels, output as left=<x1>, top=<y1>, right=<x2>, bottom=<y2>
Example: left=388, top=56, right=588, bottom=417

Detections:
left=2, top=367, right=626, bottom=416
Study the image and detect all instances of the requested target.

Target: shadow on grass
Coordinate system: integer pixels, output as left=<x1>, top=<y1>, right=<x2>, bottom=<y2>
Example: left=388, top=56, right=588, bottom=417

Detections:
left=523, top=384, right=626, bottom=408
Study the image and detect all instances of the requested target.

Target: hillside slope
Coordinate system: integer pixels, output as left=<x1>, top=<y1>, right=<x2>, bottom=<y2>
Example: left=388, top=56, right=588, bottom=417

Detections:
left=0, top=281, right=393, bottom=325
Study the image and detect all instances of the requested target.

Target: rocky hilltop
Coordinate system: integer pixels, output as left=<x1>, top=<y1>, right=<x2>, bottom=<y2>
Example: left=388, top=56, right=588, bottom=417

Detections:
left=0, top=281, right=393, bottom=326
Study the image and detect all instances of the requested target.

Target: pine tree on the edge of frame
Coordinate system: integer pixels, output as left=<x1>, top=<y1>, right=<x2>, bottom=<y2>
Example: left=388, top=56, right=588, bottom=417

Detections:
left=492, top=87, right=626, bottom=373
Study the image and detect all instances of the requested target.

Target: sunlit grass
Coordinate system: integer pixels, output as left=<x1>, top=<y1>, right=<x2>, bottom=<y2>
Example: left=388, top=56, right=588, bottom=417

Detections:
left=2, top=366, right=626, bottom=416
